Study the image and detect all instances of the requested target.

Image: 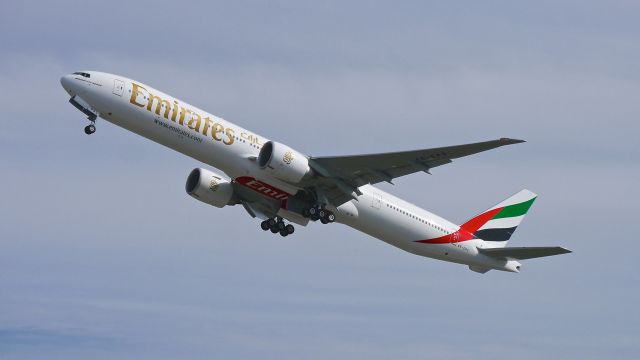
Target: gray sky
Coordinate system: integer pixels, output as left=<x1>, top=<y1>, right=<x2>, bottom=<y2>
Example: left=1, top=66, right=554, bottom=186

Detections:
left=1, top=1, right=639, bottom=359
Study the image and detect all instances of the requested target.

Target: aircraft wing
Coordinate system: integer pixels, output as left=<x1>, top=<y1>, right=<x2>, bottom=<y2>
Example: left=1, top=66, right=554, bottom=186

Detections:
left=479, top=246, right=572, bottom=260
left=306, top=138, right=525, bottom=206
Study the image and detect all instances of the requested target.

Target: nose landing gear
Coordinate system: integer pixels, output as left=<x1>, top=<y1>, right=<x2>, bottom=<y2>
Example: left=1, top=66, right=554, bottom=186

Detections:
left=260, top=217, right=295, bottom=237
left=69, top=96, right=98, bottom=135
left=84, top=123, right=96, bottom=135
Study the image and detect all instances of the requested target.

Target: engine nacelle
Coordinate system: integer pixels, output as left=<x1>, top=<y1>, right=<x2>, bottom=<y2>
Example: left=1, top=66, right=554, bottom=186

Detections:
left=258, top=141, right=311, bottom=183
left=185, top=168, right=234, bottom=208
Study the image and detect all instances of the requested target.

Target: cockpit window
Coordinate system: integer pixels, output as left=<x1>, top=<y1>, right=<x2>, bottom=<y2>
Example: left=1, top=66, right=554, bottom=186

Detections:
left=73, top=72, right=91, bottom=78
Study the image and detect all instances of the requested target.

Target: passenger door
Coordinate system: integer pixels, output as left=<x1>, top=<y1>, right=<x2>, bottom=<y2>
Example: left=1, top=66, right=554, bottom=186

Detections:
left=112, top=79, right=124, bottom=97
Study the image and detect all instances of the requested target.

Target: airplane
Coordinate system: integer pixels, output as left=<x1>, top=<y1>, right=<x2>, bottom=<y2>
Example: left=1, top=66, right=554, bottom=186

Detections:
left=60, top=71, right=571, bottom=273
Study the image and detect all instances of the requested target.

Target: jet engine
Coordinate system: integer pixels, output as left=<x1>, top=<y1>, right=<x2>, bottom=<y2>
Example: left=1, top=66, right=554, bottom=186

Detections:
left=185, top=168, right=235, bottom=208
left=258, top=141, right=311, bottom=183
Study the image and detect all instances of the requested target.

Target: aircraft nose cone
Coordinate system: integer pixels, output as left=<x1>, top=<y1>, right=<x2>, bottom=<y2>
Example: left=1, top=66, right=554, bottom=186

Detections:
left=60, top=74, right=75, bottom=94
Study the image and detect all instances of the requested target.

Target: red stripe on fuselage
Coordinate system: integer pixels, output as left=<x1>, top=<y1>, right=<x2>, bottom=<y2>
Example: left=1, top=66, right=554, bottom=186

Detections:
left=415, top=229, right=474, bottom=244
left=414, top=207, right=504, bottom=244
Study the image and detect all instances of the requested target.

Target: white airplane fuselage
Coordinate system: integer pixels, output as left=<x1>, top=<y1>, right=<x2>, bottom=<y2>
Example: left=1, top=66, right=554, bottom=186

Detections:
left=61, top=71, right=523, bottom=273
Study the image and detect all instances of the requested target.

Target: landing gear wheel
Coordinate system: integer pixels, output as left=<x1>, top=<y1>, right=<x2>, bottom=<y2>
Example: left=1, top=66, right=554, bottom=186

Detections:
left=84, top=124, right=96, bottom=135
left=316, top=208, right=335, bottom=224
left=285, top=224, right=295, bottom=235
left=260, top=220, right=270, bottom=231
left=263, top=217, right=295, bottom=237
left=308, top=207, right=317, bottom=216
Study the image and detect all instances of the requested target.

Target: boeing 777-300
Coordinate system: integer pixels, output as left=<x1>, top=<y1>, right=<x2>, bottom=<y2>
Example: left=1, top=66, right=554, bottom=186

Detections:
left=61, top=71, right=571, bottom=273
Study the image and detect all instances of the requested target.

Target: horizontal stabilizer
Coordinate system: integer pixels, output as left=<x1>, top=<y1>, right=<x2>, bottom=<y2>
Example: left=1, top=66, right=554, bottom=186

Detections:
left=479, top=246, right=572, bottom=260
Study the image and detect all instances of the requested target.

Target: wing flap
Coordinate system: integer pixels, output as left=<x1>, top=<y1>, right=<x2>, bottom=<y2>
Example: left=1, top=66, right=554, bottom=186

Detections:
left=479, top=246, right=572, bottom=260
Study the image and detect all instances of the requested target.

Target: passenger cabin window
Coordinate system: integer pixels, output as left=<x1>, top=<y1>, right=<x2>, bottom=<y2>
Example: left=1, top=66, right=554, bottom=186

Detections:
left=73, top=72, right=90, bottom=78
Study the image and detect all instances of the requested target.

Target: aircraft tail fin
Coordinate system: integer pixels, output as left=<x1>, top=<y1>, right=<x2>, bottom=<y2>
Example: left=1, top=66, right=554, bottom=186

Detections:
left=461, top=189, right=537, bottom=247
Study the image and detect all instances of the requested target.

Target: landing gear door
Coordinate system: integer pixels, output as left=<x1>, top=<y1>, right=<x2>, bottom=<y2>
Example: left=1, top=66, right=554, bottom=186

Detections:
left=371, top=193, right=382, bottom=210
left=112, top=79, right=124, bottom=97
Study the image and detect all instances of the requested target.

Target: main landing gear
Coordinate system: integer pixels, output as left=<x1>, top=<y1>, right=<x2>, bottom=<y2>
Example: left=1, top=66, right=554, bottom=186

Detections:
left=259, top=206, right=335, bottom=237
left=303, top=205, right=336, bottom=224
left=260, top=217, right=295, bottom=237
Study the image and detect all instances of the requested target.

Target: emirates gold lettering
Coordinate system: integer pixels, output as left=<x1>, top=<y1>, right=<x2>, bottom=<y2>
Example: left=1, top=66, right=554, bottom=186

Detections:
left=212, top=123, right=224, bottom=141
left=179, top=108, right=190, bottom=126
left=224, top=128, right=235, bottom=145
left=187, top=112, right=202, bottom=132
left=202, top=117, right=213, bottom=136
left=130, top=83, right=147, bottom=107
left=171, top=100, right=179, bottom=121
left=129, top=82, right=236, bottom=146
left=147, top=93, right=170, bottom=118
